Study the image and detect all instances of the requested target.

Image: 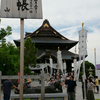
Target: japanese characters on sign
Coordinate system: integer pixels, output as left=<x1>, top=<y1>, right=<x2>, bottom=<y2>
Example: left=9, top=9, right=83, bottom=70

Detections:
left=17, top=0, right=29, bottom=11
left=0, top=0, right=42, bottom=19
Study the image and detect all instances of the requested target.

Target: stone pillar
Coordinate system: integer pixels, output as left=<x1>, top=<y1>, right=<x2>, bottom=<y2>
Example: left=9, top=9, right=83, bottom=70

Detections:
left=40, top=71, right=45, bottom=100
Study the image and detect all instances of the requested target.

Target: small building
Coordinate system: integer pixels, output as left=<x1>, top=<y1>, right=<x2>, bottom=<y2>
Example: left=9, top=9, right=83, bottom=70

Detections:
left=14, top=19, right=79, bottom=74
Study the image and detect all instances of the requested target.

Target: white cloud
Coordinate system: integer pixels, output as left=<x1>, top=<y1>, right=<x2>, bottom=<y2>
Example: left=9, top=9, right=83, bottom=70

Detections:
left=86, top=27, right=100, bottom=65
left=6, top=31, right=20, bottom=43
left=0, top=0, right=100, bottom=65
left=42, top=0, right=100, bottom=27
left=66, top=26, right=100, bottom=65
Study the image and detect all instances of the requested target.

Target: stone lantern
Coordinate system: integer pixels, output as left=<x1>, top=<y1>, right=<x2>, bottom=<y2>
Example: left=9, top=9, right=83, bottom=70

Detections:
left=88, top=67, right=93, bottom=78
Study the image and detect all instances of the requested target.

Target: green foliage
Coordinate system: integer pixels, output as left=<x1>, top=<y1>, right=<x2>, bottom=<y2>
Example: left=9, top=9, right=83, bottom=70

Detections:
left=0, top=26, right=38, bottom=75
left=24, top=66, right=31, bottom=75
left=0, top=42, right=20, bottom=75
left=95, top=99, right=100, bottom=100
left=0, top=26, right=12, bottom=42
left=79, top=61, right=95, bottom=79
left=24, top=38, right=38, bottom=68
left=0, top=25, right=20, bottom=75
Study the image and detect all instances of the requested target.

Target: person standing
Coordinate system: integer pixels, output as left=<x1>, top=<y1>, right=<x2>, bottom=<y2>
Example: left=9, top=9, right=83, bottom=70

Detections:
left=87, top=78, right=95, bottom=100
left=65, top=75, right=77, bottom=100
left=95, top=76, right=99, bottom=94
left=2, top=79, right=18, bottom=100
left=89, top=77, right=95, bottom=92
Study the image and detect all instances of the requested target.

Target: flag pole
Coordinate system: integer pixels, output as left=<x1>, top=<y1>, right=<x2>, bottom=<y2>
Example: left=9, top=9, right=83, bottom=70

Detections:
left=94, top=48, right=96, bottom=76
left=57, top=47, right=59, bottom=76
left=74, top=46, right=77, bottom=80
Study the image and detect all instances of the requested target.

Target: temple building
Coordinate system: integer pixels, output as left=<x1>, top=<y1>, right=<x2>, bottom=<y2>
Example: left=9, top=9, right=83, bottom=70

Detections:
left=14, top=19, right=79, bottom=74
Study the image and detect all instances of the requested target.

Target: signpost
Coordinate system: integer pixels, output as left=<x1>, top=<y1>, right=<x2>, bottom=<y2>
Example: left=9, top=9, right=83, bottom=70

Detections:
left=0, top=0, right=42, bottom=19
left=20, top=18, right=24, bottom=100
left=0, top=0, right=43, bottom=100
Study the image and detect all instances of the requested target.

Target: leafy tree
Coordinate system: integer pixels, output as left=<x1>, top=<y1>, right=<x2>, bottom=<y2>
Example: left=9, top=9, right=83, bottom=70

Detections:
left=0, top=26, right=38, bottom=75
left=0, top=42, right=20, bottom=75
left=24, top=37, right=38, bottom=69
left=0, top=26, right=12, bottom=43
left=79, top=61, right=95, bottom=79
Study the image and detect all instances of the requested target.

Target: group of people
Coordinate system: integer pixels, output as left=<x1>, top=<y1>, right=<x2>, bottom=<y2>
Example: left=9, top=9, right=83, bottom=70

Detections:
left=47, top=74, right=77, bottom=100
left=82, top=76, right=99, bottom=100
left=2, top=78, right=33, bottom=100
left=47, top=74, right=99, bottom=100
left=2, top=74, right=99, bottom=100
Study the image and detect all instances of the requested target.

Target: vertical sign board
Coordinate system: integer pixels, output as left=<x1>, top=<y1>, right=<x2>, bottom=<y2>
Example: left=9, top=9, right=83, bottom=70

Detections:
left=0, top=0, right=43, bottom=19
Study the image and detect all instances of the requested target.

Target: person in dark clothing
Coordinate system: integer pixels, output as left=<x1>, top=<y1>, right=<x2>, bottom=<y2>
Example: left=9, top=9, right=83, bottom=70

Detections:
left=65, top=75, right=77, bottom=100
left=54, top=75, right=63, bottom=92
left=2, top=79, right=17, bottom=100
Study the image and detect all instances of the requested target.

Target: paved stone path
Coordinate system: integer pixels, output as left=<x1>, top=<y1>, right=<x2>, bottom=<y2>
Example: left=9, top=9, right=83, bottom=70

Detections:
left=1, top=81, right=100, bottom=100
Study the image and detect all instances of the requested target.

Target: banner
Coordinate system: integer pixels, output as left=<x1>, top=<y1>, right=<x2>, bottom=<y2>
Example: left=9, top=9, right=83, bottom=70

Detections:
left=57, top=50, right=63, bottom=74
left=49, top=57, right=53, bottom=75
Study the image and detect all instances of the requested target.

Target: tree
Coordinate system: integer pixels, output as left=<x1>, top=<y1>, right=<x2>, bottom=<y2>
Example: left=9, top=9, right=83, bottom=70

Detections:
left=24, top=37, right=38, bottom=74
left=79, top=61, right=95, bottom=79
left=0, top=26, right=12, bottom=43
left=0, top=42, right=20, bottom=75
left=0, top=25, right=19, bottom=75
left=0, top=26, right=38, bottom=75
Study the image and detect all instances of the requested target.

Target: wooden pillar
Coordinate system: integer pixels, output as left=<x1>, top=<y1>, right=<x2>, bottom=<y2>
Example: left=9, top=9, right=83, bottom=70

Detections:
left=19, top=18, right=24, bottom=100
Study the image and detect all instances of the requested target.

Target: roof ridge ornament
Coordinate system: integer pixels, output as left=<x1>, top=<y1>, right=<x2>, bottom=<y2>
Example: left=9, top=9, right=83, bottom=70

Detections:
left=27, top=36, right=30, bottom=38
left=62, top=37, right=65, bottom=40
left=82, top=22, right=84, bottom=29
left=58, top=47, right=60, bottom=51
left=36, top=31, right=39, bottom=34
left=43, top=23, right=49, bottom=28
left=53, top=31, right=57, bottom=34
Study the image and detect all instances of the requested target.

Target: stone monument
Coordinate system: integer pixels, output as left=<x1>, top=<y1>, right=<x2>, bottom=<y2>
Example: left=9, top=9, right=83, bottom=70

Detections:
left=88, top=67, right=93, bottom=78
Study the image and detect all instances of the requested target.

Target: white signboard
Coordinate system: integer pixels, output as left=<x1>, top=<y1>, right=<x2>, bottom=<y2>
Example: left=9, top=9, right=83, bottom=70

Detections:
left=29, top=63, right=63, bottom=70
left=0, top=0, right=43, bottom=19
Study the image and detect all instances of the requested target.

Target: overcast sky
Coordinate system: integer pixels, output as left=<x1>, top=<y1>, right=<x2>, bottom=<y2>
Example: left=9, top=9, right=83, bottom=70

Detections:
left=0, top=0, right=100, bottom=65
